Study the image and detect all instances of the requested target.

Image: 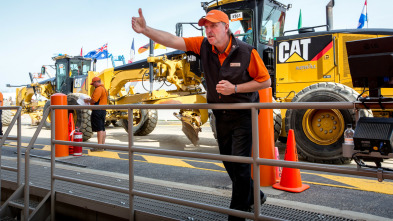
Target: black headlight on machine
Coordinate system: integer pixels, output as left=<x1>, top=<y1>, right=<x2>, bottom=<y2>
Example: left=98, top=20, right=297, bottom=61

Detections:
left=354, top=117, right=393, bottom=155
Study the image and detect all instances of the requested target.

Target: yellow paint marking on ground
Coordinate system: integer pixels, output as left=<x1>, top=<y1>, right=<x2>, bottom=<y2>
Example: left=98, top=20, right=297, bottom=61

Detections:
left=213, top=162, right=225, bottom=168
left=303, top=181, right=361, bottom=190
left=303, top=172, right=393, bottom=194
left=116, top=156, right=226, bottom=173
left=142, top=155, right=195, bottom=168
left=41, top=145, right=51, bottom=151
left=87, top=150, right=121, bottom=159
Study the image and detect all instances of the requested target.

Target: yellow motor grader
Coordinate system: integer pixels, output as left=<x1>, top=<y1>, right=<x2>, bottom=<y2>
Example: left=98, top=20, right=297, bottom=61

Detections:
left=7, top=72, right=55, bottom=126
left=42, top=51, right=207, bottom=143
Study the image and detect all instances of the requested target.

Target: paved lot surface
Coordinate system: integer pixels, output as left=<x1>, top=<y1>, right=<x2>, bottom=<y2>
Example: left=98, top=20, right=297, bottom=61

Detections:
left=1, top=113, right=393, bottom=220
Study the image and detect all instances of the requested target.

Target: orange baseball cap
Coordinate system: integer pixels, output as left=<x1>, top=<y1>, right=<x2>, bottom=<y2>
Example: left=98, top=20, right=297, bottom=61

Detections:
left=198, top=10, right=229, bottom=26
left=90, top=77, right=101, bottom=85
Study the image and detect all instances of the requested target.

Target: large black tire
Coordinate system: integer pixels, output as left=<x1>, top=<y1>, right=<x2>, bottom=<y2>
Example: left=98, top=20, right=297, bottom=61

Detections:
left=285, top=82, right=372, bottom=164
left=121, top=109, right=158, bottom=136
left=43, top=100, right=52, bottom=129
left=209, top=111, right=217, bottom=140
left=67, top=94, right=93, bottom=141
left=1, top=109, right=13, bottom=126
left=273, top=101, right=282, bottom=142
left=105, top=120, right=112, bottom=127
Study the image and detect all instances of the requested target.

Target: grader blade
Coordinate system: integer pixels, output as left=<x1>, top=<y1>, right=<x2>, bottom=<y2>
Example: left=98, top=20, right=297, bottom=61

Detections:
left=182, top=121, right=200, bottom=146
left=174, top=112, right=201, bottom=146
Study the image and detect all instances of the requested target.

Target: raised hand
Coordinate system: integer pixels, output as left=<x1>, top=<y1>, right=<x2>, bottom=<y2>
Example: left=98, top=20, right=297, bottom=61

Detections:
left=132, top=8, right=146, bottom=34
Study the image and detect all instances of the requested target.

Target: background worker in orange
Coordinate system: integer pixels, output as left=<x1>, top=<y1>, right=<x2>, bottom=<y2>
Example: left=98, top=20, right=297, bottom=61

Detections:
left=84, top=77, right=108, bottom=150
left=132, top=8, right=271, bottom=220
left=0, top=91, right=3, bottom=135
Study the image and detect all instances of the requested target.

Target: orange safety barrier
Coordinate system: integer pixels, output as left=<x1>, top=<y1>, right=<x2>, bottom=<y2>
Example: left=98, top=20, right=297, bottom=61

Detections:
left=273, top=129, right=310, bottom=193
left=51, top=93, right=69, bottom=157
left=252, top=87, right=276, bottom=186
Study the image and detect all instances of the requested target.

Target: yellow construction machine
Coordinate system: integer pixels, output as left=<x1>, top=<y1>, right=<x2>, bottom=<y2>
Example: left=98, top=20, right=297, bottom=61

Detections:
left=203, top=0, right=393, bottom=163
left=7, top=72, right=55, bottom=126
left=43, top=51, right=207, bottom=143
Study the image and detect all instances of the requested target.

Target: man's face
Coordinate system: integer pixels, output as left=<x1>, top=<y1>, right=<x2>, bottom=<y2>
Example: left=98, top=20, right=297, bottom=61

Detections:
left=92, top=81, right=100, bottom=87
left=204, top=21, right=228, bottom=46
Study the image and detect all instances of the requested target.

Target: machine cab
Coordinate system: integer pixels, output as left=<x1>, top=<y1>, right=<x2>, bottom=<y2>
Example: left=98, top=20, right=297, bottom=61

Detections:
left=203, top=0, right=287, bottom=71
left=52, top=55, right=92, bottom=94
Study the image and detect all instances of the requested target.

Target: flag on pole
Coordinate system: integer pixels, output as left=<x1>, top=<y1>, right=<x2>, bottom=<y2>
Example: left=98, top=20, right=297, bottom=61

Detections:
left=129, top=38, right=135, bottom=63
left=154, top=43, right=166, bottom=50
left=84, top=43, right=109, bottom=60
left=357, top=0, right=368, bottom=29
left=298, top=9, right=302, bottom=29
left=138, top=42, right=167, bottom=54
left=80, top=47, right=83, bottom=56
left=138, top=43, right=149, bottom=54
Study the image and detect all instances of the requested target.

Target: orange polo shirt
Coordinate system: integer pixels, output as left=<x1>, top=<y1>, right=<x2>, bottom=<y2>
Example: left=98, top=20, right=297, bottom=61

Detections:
left=91, top=85, right=108, bottom=105
left=0, top=92, right=3, bottom=106
left=183, top=36, right=270, bottom=83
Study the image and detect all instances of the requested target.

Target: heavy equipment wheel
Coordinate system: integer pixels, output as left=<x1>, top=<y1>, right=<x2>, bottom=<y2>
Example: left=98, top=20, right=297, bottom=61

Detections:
left=209, top=111, right=217, bottom=140
left=272, top=100, right=282, bottom=142
left=1, top=109, right=13, bottom=126
left=43, top=101, right=52, bottom=129
left=105, top=120, right=112, bottom=127
left=121, top=109, right=158, bottom=136
left=112, top=120, right=122, bottom=127
left=209, top=100, right=282, bottom=142
left=285, top=82, right=372, bottom=164
left=67, top=94, right=93, bottom=141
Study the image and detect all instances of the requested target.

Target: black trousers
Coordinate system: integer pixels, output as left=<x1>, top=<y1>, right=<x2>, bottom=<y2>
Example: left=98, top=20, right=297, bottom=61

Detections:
left=0, top=109, right=2, bottom=135
left=213, top=110, right=262, bottom=221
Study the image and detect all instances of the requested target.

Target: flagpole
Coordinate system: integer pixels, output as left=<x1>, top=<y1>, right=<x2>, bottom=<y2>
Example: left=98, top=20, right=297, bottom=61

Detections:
left=366, top=0, right=368, bottom=28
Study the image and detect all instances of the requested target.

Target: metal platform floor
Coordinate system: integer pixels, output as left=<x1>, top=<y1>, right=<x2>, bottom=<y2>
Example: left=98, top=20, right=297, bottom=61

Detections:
left=1, top=158, right=356, bottom=221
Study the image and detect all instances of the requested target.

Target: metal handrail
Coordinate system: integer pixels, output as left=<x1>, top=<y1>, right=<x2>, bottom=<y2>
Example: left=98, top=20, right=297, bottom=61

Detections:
left=45, top=101, right=393, bottom=221
left=0, top=106, right=22, bottom=205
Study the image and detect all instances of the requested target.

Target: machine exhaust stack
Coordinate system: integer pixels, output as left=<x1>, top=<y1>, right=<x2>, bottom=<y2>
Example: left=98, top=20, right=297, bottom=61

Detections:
left=326, top=0, right=334, bottom=31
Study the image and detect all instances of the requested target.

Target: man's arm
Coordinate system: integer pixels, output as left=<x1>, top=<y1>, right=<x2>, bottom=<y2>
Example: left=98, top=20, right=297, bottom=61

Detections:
left=132, top=8, right=186, bottom=51
left=216, top=79, right=271, bottom=95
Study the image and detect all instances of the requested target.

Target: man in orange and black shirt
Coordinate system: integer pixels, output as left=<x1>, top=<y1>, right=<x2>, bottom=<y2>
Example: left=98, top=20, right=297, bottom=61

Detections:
left=84, top=77, right=108, bottom=149
left=132, top=9, right=271, bottom=220
left=0, top=91, right=3, bottom=136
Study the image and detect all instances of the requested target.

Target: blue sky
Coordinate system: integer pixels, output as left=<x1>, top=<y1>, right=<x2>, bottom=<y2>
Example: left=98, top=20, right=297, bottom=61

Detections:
left=1, top=0, right=391, bottom=93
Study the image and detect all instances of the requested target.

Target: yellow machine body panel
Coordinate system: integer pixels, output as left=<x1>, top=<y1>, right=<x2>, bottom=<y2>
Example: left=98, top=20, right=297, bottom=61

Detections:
left=275, top=33, right=393, bottom=101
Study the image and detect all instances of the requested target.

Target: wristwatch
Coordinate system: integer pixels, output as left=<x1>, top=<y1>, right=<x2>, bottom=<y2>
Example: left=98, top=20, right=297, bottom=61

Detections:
left=234, top=84, right=237, bottom=94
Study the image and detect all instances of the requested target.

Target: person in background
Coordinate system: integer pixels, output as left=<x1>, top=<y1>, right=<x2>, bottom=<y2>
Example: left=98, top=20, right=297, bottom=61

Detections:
left=132, top=8, right=271, bottom=221
left=0, top=91, right=3, bottom=136
left=84, top=77, right=108, bottom=150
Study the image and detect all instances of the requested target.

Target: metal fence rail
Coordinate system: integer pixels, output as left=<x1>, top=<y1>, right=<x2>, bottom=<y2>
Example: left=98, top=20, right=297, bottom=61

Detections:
left=44, top=101, right=393, bottom=221
left=0, top=106, right=22, bottom=195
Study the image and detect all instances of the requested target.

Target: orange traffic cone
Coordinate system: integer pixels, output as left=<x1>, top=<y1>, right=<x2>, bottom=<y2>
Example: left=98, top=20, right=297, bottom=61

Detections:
left=68, top=113, right=75, bottom=155
left=273, top=129, right=309, bottom=192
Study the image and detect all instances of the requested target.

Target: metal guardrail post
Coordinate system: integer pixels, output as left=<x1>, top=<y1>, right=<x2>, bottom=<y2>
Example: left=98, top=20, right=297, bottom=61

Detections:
left=51, top=108, right=56, bottom=221
left=21, top=106, right=51, bottom=221
left=251, top=107, right=261, bottom=220
left=128, top=108, right=135, bottom=221
left=17, top=109, right=21, bottom=186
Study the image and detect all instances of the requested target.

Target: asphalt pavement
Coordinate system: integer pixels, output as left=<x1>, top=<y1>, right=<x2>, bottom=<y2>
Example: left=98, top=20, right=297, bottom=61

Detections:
left=1, top=114, right=393, bottom=220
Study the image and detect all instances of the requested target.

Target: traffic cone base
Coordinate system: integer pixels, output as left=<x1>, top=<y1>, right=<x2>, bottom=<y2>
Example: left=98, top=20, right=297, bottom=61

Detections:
left=273, top=182, right=309, bottom=193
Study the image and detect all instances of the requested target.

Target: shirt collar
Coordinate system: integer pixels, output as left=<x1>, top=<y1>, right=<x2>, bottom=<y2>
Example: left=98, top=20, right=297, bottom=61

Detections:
left=212, top=37, right=233, bottom=56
